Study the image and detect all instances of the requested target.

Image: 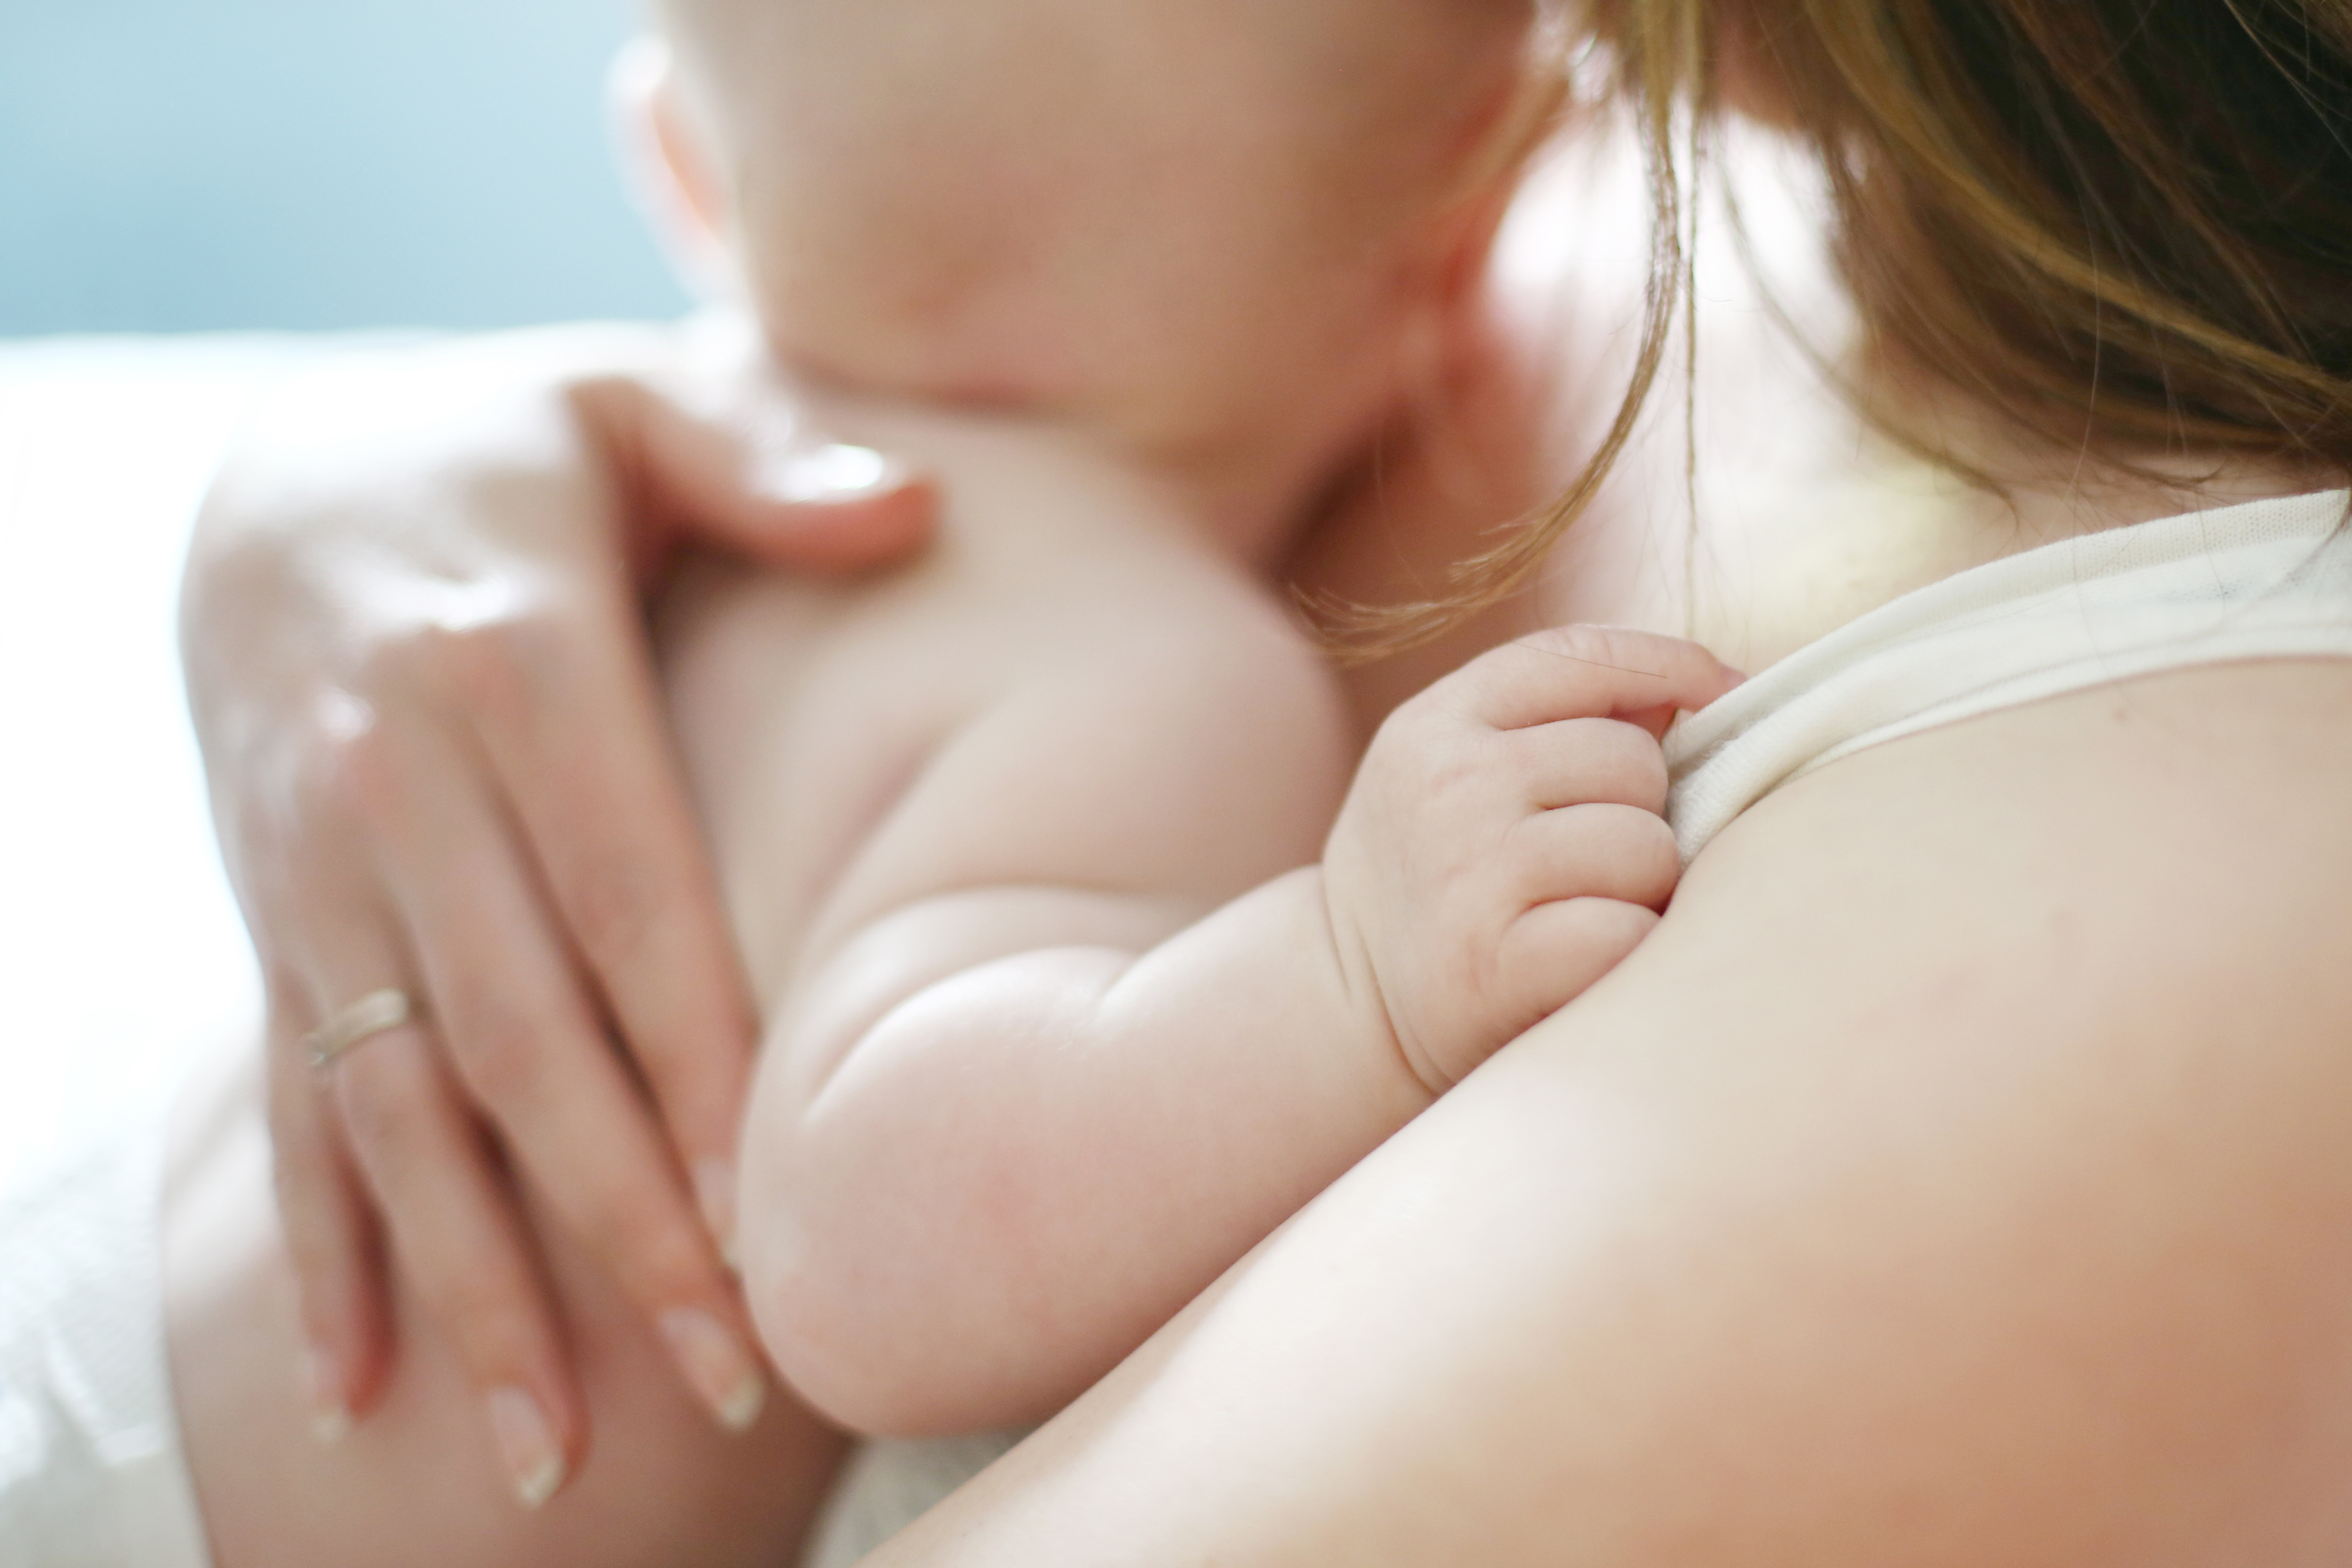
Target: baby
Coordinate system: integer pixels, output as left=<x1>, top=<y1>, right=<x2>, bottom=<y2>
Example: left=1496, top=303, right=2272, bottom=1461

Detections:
left=633, top=0, right=1736, bottom=1447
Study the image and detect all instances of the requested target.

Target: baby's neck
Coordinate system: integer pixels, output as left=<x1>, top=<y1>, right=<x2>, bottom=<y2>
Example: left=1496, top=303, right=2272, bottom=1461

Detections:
left=760, top=322, right=1414, bottom=574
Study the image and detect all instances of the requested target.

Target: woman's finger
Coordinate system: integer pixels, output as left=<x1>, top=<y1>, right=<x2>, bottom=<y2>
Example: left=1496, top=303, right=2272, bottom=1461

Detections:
left=456, top=600, right=758, bottom=1257
left=577, top=371, right=936, bottom=578
left=324, top=1017, right=585, bottom=1510
left=277, top=778, right=586, bottom=1508
left=259, top=959, right=393, bottom=1439
left=290, top=712, right=593, bottom=1501
left=236, top=781, right=405, bottom=1437
left=370, top=713, right=771, bottom=1437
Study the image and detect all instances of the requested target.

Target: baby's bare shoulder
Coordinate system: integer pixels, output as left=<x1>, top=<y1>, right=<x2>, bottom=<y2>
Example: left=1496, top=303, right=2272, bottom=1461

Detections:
left=810, top=406, right=1350, bottom=748
left=662, top=446, right=1354, bottom=984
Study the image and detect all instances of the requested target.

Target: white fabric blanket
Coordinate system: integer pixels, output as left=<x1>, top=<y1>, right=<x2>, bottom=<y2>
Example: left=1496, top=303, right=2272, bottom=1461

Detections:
left=0, top=336, right=331, bottom=1188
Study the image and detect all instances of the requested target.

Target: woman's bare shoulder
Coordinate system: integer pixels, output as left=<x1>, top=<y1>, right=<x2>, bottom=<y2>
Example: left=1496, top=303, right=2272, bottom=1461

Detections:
left=1650, top=655, right=2352, bottom=1022
left=1537, top=655, right=2352, bottom=1155
left=860, top=657, right=2352, bottom=1568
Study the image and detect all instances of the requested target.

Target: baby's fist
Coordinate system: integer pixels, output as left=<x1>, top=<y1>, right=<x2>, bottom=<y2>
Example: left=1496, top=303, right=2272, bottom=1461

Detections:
left=1321, top=626, right=1740, bottom=1094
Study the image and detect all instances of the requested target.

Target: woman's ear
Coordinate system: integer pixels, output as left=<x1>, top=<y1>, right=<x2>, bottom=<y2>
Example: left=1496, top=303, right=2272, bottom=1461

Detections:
left=1419, top=32, right=1571, bottom=315
left=608, top=36, right=741, bottom=301
left=1424, top=174, right=1518, bottom=315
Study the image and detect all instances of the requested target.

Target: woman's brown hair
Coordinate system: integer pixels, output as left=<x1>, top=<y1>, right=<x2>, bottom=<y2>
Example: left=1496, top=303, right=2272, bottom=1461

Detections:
left=1363, top=0, right=2352, bottom=644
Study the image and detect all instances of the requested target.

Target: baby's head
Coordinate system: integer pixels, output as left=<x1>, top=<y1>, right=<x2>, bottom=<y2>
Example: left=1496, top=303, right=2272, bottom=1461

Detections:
left=631, top=0, right=1547, bottom=505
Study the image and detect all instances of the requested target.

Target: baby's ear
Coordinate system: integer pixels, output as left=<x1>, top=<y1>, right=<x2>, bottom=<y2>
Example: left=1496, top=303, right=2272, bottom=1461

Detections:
left=607, top=35, right=740, bottom=301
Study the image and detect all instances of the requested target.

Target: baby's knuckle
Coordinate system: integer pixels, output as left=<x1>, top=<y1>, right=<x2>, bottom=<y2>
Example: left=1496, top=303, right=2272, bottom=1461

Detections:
left=1490, top=627, right=1572, bottom=670
left=1418, top=748, right=1489, bottom=809
left=1409, top=655, right=1505, bottom=723
left=1451, top=645, right=1533, bottom=709
left=1627, top=807, right=1680, bottom=861
left=1528, top=622, right=1656, bottom=666
left=1618, top=816, right=1683, bottom=905
left=1581, top=797, right=1663, bottom=845
left=1500, top=807, right=1559, bottom=866
left=1506, top=624, right=1605, bottom=674
left=1599, top=723, right=1672, bottom=809
left=1569, top=894, right=1660, bottom=950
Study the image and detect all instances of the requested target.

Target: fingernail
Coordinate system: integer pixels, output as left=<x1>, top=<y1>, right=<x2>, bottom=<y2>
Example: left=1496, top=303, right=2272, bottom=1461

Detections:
left=300, top=1349, right=351, bottom=1446
left=693, top=1158, right=739, bottom=1271
left=660, top=1307, right=769, bottom=1433
left=485, top=1387, right=566, bottom=1509
left=754, top=442, right=901, bottom=503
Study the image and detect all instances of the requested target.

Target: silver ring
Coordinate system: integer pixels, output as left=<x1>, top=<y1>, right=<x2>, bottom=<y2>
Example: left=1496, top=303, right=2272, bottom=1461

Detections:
left=306, top=988, right=416, bottom=1070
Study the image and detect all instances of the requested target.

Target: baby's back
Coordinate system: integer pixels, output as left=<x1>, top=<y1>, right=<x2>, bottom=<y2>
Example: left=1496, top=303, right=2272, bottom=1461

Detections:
left=657, top=404, right=1351, bottom=1016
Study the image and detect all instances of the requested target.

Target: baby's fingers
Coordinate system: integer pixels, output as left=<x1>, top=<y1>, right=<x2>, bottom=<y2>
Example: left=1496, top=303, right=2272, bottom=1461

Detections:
left=1517, top=716, right=1672, bottom=814
left=1458, top=625, right=1741, bottom=733
left=1506, top=801, right=1682, bottom=913
left=1491, top=897, right=1663, bottom=1040
left=1484, top=800, right=1682, bottom=1041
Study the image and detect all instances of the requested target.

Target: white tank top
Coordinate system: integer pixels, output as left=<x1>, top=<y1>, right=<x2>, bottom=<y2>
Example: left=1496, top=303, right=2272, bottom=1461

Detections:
left=1666, top=489, right=2352, bottom=861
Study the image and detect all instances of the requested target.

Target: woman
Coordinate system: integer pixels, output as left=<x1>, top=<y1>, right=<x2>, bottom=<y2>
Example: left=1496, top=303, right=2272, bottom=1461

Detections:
left=155, top=0, right=2352, bottom=1562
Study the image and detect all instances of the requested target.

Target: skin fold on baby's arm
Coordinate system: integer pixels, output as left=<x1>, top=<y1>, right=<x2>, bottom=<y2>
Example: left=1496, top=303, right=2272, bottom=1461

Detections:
left=667, top=408, right=1739, bottom=1437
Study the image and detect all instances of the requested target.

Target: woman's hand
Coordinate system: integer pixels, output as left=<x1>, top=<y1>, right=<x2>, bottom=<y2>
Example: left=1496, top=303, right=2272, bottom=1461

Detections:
left=1321, top=626, right=1739, bottom=1094
left=181, top=322, right=932, bottom=1504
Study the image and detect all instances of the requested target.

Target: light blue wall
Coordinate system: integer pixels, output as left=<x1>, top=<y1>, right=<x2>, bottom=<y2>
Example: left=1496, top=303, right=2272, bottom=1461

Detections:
left=0, top=0, right=689, bottom=333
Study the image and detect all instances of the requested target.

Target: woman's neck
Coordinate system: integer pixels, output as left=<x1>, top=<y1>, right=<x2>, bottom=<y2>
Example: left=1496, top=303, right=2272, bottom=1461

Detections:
left=1504, top=130, right=2333, bottom=678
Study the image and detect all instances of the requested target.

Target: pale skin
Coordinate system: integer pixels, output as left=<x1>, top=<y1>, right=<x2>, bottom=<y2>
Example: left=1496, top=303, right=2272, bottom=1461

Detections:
left=183, top=321, right=938, bottom=1457
left=168, top=8, right=2352, bottom=1568
left=170, top=358, right=2352, bottom=1567
left=855, top=655, right=2352, bottom=1566
left=659, top=403, right=1728, bottom=1431
left=597, top=0, right=1718, bottom=1442
left=167, top=538, right=2352, bottom=1568
left=175, top=0, right=1701, bottom=1528
left=180, top=0, right=1546, bottom=1476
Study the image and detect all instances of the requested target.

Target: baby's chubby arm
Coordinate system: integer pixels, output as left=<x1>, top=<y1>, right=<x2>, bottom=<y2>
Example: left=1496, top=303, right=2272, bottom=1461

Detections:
left=735, top=603, right=1738, bottom=1436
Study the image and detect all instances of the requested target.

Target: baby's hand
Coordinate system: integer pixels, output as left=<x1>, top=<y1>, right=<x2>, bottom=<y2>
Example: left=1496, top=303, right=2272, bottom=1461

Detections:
left=1322, top=626, right=1741, bottom=1094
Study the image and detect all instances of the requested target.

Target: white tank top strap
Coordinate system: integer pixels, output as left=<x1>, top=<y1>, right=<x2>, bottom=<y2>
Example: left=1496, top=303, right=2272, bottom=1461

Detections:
left=1665, top=489, right=2352, bottom=863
